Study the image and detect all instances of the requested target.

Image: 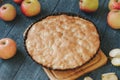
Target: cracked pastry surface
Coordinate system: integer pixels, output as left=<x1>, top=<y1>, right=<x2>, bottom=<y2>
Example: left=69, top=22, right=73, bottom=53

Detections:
left=25, top=14, right=100, bottom=70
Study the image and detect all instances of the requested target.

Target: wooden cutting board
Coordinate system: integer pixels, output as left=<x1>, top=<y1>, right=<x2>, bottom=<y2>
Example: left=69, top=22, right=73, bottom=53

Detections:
left=43, top=50, right=107, bottom=80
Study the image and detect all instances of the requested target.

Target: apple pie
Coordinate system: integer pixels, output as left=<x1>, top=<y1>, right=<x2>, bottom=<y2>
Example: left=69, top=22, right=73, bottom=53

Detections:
left=24, top=14, right=100, bottom=70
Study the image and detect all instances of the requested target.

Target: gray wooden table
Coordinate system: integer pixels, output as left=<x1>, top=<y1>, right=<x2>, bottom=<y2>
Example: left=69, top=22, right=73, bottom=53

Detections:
left=0, top=0, right=120, bottom=80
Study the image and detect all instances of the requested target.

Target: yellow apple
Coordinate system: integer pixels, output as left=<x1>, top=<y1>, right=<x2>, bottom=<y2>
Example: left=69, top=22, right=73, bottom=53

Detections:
left=79, top=0, right=99, bottom=13
left=0, top=3, right=16, bottom=21
left=107, top=10, right=120, bottom=29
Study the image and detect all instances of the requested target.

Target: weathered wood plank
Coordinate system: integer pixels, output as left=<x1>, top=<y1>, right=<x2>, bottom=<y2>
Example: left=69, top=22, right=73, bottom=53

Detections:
left=0, top=1, right=19, bottom=38
left=100, top=28, right=120, bottom=80
left=0, top=0, right=59, bottom=80
left=13, top=56, right=48, bottom=80
left=0, top=0, right=120, bottom=80
left=101, top=29, right=120, bottom=55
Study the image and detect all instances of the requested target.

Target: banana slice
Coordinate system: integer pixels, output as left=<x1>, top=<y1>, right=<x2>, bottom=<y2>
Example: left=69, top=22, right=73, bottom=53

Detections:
left=109, top=49, right=120, bottom=58
left=84, top=76, right=93, bottom=80
left=102, top=72, right=118, bottom=80
left=111, top=57, right=120, bottom=66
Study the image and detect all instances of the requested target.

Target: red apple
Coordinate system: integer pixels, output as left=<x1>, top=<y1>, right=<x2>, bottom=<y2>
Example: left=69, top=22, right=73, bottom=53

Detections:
left=0, top=38, right=17, bottom=59
left=108, top=0, right=120, bottom=10
left=0, top=3, right=16, bottom=21
left=14, top=0, right=23, bottom=4
left=108, top=0, right=117, bottom=10
left=107, top=10, right=120, bottom=29
left=113, top=2, right=120, bottom=9
left=79, top=0, right=99, bottom=13
left=21, top=0, right=41, bottom=17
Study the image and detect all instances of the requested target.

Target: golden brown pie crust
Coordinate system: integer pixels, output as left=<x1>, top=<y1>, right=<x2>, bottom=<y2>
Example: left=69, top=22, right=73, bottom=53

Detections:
left=25, top=14, right=100, bottom=70
left=43, top=50, right=107, bottom=80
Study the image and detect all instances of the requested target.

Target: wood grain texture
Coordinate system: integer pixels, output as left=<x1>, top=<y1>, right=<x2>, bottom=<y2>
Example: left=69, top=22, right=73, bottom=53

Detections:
left=0, top=0, right=120, bottom=80
left=44, top=50, right=107, bottom=80
left=0, top=0, right=59, bottom=80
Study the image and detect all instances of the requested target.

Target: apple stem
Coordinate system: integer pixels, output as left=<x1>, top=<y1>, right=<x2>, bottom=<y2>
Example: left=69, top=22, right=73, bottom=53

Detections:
left=80, top=0, right=83, bottom=3
left=2, top=7, right=7, bottom=10
left=1, top=42, right=6, bottom=45
left=117, top=0, right=120, bottom=2
left=27, top=1, right=31, bottom=4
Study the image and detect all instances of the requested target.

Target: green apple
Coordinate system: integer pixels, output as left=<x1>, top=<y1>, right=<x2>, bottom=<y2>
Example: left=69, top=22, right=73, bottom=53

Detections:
left=79, top=0, right=99, bottom=13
